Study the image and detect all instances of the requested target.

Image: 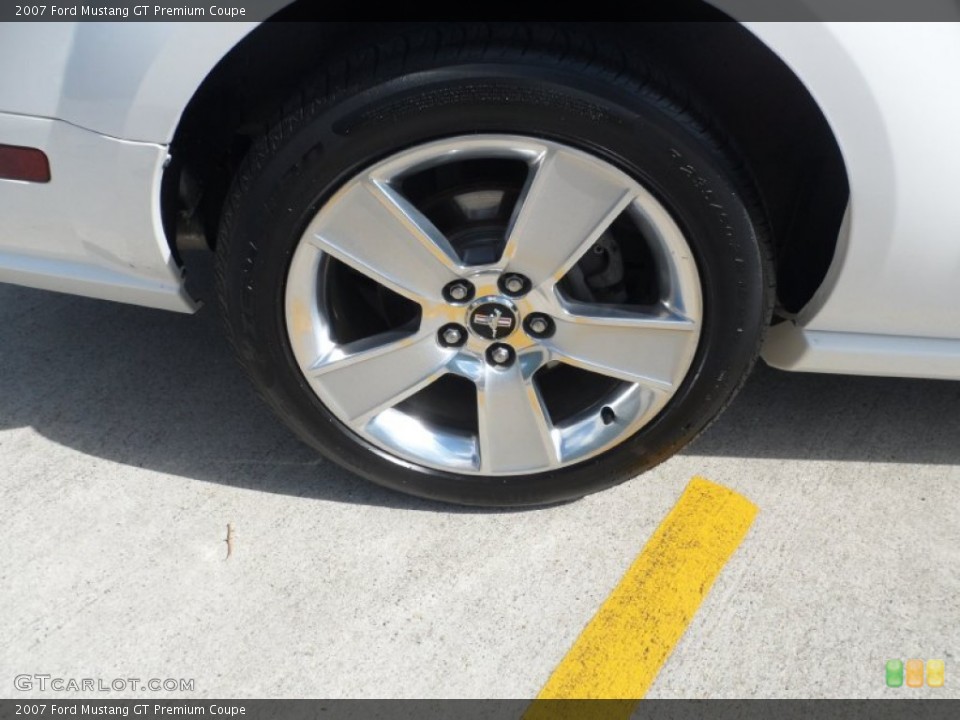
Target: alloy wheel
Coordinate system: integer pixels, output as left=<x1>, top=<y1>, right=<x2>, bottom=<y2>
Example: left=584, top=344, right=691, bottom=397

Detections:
left=284, top=135, right=702, bottom=476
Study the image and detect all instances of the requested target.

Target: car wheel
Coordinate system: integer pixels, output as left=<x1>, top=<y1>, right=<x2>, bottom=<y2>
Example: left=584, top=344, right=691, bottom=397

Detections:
left=215, top=27, right=774, bottom=506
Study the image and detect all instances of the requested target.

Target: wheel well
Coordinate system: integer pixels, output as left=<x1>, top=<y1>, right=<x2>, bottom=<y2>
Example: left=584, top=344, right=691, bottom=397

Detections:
left=167, top=15, right=848, bottom=316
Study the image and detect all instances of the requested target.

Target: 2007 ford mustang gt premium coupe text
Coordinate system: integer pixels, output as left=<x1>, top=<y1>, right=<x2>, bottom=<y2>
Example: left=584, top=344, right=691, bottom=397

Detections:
left=1, top=17, right=958, bottom=505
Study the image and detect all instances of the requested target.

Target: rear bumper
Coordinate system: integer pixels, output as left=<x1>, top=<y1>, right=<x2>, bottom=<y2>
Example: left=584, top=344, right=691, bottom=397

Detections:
left=0, top=111, right=195, bottom=313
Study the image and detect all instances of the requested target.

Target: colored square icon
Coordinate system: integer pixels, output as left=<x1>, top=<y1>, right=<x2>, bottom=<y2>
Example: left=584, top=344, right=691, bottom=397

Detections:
left=885, top=659, right=904, bottom=687
left=927, top=659, right=945, bottom=687
left=906, top=659, right=924, bottom=687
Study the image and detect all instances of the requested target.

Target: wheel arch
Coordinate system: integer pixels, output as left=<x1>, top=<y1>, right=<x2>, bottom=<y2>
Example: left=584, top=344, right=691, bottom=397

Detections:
left=165, top=15, right=849, bottom=316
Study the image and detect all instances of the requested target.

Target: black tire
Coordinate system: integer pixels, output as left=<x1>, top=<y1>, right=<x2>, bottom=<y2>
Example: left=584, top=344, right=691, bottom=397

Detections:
left=215, top=25, right=774, bottom=507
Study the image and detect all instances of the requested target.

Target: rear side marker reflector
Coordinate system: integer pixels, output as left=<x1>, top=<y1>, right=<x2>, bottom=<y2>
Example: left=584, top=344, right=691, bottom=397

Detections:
left=0, top=144, right=50, bottom=183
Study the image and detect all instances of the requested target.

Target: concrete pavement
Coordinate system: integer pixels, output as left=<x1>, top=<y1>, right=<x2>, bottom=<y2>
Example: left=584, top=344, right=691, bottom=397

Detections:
left=0, top=282, right=957, bottom=699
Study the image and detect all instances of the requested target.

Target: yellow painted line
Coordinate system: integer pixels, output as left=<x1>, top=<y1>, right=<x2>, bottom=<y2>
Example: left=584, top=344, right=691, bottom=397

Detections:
left=525, top=477, right=757, bottom=716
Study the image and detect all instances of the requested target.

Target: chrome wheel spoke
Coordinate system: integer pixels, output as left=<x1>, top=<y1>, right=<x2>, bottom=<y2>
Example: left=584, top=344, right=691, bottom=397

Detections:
left=309, top=331, right=452, bottom=426
left=502, top=148, right=636, bottom=288
left=477, top=364, right=557, bottom=474
left=305, top=179, right=462, bottom=303
left=547, top=309, right=698, bottom=391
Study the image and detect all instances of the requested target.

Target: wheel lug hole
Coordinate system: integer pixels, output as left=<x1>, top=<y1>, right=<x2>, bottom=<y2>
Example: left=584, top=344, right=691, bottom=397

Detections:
left=499, top=273, right=531, bottom=297
left=443, top=280, right=475, bottom=304
left=486, top=343, right=516, bottom=368
left=524, top=313, right=555, bottom=339
left=438, top=323, right=467, bottom=348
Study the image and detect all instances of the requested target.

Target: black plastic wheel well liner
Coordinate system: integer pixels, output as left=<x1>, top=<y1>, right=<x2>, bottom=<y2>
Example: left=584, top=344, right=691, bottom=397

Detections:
left=169, top=16, right=848, bottom=315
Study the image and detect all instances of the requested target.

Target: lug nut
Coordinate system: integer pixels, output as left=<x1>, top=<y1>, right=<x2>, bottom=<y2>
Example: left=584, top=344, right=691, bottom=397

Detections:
left=524, top=313, right=555, bottom=339
left=438, top=323, right=467, bottom=348
left=499, top=273, right=531, bottom=297
left=504, top=276, right=524, bottom=293
left=486, top=343, right=516, bottom=368
left=443, top=280, right=475, bottom=304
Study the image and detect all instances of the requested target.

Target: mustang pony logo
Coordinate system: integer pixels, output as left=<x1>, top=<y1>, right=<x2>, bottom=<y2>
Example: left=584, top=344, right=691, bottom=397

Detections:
left=470, top=305, right=516, bottom=339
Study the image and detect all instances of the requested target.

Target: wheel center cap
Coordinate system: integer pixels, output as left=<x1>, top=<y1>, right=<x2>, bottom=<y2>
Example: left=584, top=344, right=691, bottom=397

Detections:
left=467, top=299, right=518, bottom=340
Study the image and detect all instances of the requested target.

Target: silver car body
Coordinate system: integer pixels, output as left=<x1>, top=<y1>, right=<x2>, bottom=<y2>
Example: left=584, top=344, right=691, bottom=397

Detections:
left=1, top=19, right=959, bottom=378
